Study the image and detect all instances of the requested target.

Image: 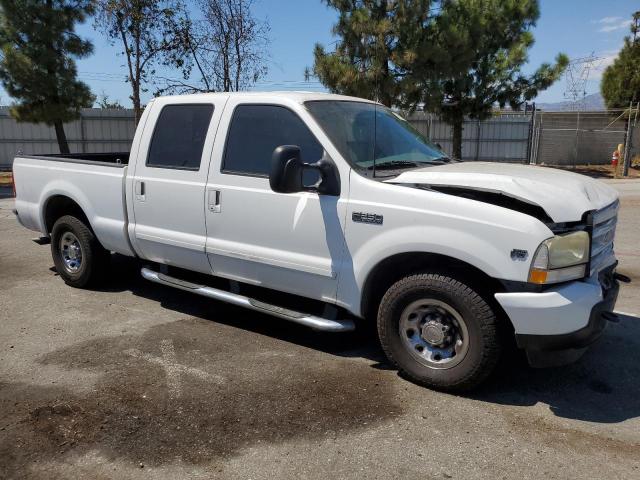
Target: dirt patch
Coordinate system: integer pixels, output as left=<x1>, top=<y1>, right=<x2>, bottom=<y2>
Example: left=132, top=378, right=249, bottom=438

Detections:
left=0, top=318, right=402, bottom=478
left=503, top=411, right=640, bottom=460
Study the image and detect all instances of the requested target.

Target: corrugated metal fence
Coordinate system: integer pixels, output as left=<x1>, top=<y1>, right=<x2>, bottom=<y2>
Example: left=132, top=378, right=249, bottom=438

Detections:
left=0, top=107, right=135, bottom=169
left=406, top=112, right=532, bottom=163
left=0, top=107, right=637, bottom=169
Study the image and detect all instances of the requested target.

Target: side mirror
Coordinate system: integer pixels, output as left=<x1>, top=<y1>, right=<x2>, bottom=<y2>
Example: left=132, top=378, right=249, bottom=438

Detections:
left=269, top=145, right=340, bottom=196
left=270, top=145, right=304, bottom=194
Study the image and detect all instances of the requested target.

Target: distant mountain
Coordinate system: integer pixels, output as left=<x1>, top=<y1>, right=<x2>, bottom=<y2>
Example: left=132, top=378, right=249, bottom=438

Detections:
left=536, top=92, right=605, bottom=111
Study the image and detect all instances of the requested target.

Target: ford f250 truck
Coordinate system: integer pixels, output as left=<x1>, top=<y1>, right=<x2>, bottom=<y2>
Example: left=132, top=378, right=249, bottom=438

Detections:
left=12, top=92, right=624, bottom=391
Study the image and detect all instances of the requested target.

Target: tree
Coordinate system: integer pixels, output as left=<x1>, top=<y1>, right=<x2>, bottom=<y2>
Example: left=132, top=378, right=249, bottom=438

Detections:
left=0, top=0, right=95, bottom=154
left=313, top=0, right=432, bottom=108
left=313, top=0, right=567, bottom=159
left=601, top=11, right=640, bottom=110
left=96, top=92, right=125, bottom=109
left=94, top=0, right=189, bottom=124
left=156, top=0, right=270, bottom=94
left=416, top=0, right=568, bottom=158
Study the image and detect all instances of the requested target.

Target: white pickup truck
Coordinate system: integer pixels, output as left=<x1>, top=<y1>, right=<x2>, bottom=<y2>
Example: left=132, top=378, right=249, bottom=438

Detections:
left=13, top=92, right=624, bottom=391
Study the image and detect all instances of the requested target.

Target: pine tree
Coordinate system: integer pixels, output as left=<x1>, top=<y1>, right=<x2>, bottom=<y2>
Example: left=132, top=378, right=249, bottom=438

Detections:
left=313, top=0, right=432, bottom=108
left=601, top=11, right=640, bottom=110
left=416, top=0, right=568, bottom=159
left=0, top=0, right=95, bottom=154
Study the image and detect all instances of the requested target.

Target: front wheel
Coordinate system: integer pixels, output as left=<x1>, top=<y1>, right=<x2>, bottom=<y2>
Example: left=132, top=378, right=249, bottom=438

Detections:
left=377, top=273, right=501, bottom=392
left=51, top=215, right=109, bottom=288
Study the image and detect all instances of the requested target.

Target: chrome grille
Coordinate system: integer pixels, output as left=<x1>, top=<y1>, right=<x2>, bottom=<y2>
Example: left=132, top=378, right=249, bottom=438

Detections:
left=590, top=200, right=618, bottom=275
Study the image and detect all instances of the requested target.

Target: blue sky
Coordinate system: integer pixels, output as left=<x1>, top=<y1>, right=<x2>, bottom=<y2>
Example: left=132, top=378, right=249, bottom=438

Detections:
left=0, top=0, right=637, bottom=107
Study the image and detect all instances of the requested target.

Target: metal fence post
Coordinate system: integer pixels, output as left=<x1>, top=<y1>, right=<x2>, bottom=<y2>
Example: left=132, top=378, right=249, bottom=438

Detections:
left=475, top=120, right=481, bottom=161
left=622, top=101, right=636, bottom=177
left=534, top=115, right=542, bottom=165
left=80, top=113, right=86, bottom=154
left=573, top=111, right=580, bottom=168
left=526, top=105, right=536, bottom=164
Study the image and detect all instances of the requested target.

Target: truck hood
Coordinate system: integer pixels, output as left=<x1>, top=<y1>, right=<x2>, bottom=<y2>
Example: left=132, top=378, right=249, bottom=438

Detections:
left=386, top=162, right=618, bottom=223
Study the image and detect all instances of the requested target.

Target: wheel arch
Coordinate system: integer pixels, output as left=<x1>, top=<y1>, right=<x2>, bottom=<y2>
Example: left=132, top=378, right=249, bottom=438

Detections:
left=43, top=194, right=93, bottom=234
left=360, top=251, right=507, bottom=322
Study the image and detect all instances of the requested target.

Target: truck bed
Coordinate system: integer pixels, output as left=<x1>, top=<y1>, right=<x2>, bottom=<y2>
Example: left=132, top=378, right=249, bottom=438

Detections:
left=12, top=153, right=135, bottom=257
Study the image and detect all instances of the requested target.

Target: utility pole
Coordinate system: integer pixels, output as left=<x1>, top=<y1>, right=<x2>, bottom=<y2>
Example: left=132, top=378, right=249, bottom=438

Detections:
left=562, top=53, right=601, bottom=110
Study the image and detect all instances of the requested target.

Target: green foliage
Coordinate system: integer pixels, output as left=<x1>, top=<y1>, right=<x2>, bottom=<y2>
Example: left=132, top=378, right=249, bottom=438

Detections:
left=97, top=93, right=125, bottom=109
left=601, top=11, right=640, bottom=110
left=314, top=0, right=432, bottom=107
left=0, top=0, right=95, bottom=128
left=313, top=0, right=567, bottom=158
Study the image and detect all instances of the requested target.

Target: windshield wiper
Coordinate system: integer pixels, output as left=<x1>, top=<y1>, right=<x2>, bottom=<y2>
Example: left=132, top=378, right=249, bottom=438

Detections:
left=429, top=159, right=450, bottom=165
left=366, top=160, right=420, bottom=170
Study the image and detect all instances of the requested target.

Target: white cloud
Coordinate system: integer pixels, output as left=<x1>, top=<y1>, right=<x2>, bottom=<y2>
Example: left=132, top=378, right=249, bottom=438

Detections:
left=598, top=19, right=631, bottom=33
left=590, top=50, right=619, bottom=80
left=592, top=16, right=622, bottom=24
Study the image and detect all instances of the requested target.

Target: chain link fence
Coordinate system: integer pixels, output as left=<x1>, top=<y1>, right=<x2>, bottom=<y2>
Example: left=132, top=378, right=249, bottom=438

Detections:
left=529, top=110, right=638, bottom=167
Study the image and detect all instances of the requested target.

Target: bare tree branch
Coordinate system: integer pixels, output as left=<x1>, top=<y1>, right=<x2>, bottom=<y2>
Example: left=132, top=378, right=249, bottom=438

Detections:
left=157, top=0, right=270, bottom=95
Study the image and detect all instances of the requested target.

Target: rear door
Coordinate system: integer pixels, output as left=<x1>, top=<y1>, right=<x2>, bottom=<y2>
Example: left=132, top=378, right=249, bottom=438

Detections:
left=130, top=96, right=227, bottom=273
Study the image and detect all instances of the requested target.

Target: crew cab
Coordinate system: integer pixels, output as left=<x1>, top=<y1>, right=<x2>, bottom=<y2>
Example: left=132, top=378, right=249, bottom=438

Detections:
left=12, top=92, right=624, bottom=390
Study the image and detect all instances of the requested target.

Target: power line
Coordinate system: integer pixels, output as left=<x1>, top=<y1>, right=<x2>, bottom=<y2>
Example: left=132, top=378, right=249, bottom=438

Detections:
left=78, top=70, right=326, bottom=88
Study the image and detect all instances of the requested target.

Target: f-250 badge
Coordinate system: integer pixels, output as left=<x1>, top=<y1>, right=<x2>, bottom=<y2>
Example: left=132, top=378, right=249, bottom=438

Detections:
left=352, top=212, right=383, bottom=225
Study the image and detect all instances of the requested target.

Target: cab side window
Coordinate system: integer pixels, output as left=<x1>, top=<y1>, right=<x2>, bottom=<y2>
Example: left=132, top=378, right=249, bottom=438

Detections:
left=223, top=104, right=323, bottom=178
left=147, top=104, right=214, bottom=170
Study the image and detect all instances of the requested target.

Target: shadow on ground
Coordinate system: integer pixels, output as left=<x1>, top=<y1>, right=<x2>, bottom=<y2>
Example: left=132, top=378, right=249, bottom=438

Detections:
left=469, top=310, right=640, bottom=424
left=97, top=255, right=640, bottom=424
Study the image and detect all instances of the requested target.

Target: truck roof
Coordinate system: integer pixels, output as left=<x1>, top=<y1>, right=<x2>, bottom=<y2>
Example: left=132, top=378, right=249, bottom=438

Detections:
left=154, top=91, right=379, bottom=105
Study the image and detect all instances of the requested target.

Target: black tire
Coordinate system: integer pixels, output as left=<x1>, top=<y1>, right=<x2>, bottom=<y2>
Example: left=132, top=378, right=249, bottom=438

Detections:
left=377, top=273, right=501, bottom=392
left=51, top=215, right=109, bottom=288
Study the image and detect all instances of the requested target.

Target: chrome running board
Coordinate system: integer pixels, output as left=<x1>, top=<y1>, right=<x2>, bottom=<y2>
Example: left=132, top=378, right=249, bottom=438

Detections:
left=140, top=267, right=355, bottom=333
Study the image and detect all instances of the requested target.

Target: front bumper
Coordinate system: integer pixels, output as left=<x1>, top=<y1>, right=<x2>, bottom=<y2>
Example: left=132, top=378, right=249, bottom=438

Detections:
left=495, top=267, right=619, bottom=367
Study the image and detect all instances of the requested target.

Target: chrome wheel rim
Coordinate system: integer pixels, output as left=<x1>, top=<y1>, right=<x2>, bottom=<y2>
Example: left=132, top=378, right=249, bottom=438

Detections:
left=59, top=232, right=83, bottom=273
left=399, top=299, right=469, bottom=370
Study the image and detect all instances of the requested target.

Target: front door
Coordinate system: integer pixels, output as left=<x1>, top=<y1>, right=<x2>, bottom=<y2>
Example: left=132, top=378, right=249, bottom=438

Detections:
left=130, top=97, right=226, bottom=274
left=204, top=98, right=349, bottom=302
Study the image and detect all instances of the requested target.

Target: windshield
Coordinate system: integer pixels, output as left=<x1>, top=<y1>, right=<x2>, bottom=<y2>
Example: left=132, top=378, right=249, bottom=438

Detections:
left=305, top=100, right=449, bottom=175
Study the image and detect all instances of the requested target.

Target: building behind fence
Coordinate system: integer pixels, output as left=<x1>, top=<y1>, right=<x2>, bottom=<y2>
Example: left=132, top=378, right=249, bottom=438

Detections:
left=0, top=105, right=637, bottom=170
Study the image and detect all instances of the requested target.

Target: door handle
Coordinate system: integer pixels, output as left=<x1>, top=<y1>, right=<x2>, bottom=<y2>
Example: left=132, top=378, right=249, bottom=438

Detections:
left=135, top=180, right=146, bottom=201
left=208, top=189, right=221, bottom=213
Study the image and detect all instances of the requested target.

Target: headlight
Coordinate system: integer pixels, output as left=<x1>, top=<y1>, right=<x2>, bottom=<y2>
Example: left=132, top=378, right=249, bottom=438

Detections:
left=529, top=231, right=590, bottom=284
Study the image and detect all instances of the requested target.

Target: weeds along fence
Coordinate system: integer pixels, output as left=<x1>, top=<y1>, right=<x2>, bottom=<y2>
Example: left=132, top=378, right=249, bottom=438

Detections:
left=0, top=106, right=637, bottom=171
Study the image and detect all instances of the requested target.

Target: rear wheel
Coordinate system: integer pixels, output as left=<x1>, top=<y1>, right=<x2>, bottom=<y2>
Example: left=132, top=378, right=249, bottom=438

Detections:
left=51, top=215, right=109, bottom=288
left=377, top=273, right=501, bottom=391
